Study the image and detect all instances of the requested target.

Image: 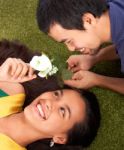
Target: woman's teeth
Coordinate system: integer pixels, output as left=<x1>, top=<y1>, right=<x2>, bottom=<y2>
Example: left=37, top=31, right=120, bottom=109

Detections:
left=37, top=104, right=45, bottom=119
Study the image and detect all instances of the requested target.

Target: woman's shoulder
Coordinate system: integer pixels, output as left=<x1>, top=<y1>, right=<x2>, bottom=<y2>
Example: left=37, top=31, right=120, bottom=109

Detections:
left=0, top=133, right=26, bottom=150
left=0, top=93, right=25, bottom=102
left=0, top=93, right=26, bottom=118
left=0, top=81, right=25, bottom=96
left=0, top=89, right=9, bottom=97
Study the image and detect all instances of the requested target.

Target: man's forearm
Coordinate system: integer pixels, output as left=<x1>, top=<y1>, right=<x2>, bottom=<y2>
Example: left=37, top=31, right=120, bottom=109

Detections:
left=95, top=74, right=124, bottom=94
left=95, top=44, right=119, bottom=63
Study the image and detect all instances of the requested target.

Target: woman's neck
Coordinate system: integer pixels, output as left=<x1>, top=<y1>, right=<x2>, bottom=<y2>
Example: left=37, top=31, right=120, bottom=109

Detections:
left=0, top=112, right=45, bottom=147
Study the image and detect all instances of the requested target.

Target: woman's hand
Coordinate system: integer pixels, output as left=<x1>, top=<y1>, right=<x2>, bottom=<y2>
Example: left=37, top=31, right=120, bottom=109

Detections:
left=0, top=58, right=36, bottom=83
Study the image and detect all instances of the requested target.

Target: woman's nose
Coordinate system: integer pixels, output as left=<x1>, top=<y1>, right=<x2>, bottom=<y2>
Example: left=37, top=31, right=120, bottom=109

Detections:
left=47, top=98, right=58, bottom=111
left=44, top=99, right=55, bottom=118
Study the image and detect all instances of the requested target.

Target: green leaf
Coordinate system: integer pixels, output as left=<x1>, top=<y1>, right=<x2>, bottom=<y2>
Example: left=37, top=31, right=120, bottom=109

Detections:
left=61, top=69, right=73, bottom=80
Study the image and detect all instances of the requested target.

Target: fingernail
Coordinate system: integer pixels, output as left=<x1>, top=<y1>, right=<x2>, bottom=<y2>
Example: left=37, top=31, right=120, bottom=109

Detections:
left=33, top=75, right=37, bottom=78
left=12, top=76, right=16, bottom=79
left=29, top=74, right=32, bottom=77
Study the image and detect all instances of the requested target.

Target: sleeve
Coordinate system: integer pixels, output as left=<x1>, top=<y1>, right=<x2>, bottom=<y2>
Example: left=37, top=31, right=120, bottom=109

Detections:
left=0, top=93, right=25, bottom=118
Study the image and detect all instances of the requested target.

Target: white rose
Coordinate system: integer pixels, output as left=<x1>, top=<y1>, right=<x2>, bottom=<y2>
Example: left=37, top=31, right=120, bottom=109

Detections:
left=30, top=54, right=58, bottom=78
left=30, top=54, right=52, bottom=72
left=48, top=65, right=58, bottom=76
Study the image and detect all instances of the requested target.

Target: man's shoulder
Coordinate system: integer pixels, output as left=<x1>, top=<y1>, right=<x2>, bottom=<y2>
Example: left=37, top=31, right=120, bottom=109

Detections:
left=107, top=0, right=124, bottom=5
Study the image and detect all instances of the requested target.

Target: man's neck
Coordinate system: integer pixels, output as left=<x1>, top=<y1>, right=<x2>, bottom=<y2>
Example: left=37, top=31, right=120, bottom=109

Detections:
left=97, top=11, right=111, bottom=43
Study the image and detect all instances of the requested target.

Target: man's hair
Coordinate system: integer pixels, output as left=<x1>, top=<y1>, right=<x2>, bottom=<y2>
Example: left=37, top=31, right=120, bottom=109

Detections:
left=37, top=0, right=108, bottom=33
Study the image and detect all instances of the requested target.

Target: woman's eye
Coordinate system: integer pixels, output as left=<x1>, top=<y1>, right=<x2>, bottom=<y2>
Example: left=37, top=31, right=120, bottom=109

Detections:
left=60, top=107, right=65, bottom=118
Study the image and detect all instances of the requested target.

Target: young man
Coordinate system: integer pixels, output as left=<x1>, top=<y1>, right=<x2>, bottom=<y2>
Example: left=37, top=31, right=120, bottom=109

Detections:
left=36, top=0, right=124, bottom=94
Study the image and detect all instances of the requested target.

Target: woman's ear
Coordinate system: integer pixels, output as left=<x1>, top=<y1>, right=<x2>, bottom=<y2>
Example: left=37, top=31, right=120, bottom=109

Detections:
left=53, top=134, right=67, bottom=145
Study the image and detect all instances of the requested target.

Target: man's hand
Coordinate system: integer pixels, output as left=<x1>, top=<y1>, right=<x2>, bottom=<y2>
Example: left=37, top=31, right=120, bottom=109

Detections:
left=64, top=69, right=124, bottom=94
left=0, top=58, right=36, bottom=83
left=67, top=54, right=97, bottom=72
left=67, top=45, right=119, bottom=73
left=64, top=70, right=98, bottom=89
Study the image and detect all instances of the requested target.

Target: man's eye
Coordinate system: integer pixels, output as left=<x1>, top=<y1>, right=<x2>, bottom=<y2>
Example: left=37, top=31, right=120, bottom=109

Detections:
left=54, top=91, right=59, bottom=96
left=60, top=107, right=65, bottom=118
left=66, top=40, right=71, bottom=44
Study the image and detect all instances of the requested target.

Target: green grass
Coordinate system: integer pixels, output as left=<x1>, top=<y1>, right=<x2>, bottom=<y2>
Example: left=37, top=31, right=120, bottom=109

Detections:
left=0, top=0, right=123, bottom=149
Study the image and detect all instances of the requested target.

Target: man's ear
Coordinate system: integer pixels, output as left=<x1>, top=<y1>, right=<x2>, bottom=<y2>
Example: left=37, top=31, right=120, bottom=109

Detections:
left=53, top=134, right=67, bottom=145
left=82, top=13, right=97, bottom=28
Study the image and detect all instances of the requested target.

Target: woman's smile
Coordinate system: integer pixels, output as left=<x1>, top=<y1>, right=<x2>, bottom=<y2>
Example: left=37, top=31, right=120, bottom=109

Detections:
left=32, top=100, right=48, bottom=121
left=37, top=103, right=46, bottom=120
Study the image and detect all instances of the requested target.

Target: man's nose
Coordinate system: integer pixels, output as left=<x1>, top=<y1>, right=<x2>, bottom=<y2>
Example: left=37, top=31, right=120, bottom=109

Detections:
left=66, top=43, right=75, bottom=52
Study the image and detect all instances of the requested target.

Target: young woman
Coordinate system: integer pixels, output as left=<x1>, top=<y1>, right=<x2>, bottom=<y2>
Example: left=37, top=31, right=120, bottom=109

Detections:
left=0, top=40, right=100, bottom=150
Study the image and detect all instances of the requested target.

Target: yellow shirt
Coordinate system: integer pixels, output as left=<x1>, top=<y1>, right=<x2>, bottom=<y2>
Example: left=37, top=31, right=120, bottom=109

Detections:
left=0, top=94, right=26, bottom=150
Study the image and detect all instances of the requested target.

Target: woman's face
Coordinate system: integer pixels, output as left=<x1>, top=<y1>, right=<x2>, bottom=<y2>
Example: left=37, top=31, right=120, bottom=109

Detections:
left=24, top=89, right=86, bottom=142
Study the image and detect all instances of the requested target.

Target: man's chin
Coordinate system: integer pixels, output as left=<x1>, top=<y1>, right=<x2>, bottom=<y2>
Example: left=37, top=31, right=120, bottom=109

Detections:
left=79, top=47, right=99, bottom=55
left=90, top=48, right=99, bottom=55
left=81, top=50, right=98, bottom=55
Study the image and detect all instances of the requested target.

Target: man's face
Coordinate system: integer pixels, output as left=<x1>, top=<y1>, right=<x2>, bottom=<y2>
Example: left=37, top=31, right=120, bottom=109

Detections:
left=49, top=23, right=102, bottom=55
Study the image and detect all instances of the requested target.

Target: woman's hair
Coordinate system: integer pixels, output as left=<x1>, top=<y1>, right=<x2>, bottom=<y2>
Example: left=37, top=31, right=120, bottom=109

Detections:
left=66, top=88, right=100, bottom=147
left=0, top=39, right=34, bottom=64
left=0, top=39, right=60, bottom=107
left=0, top=39, right=100, bottom=149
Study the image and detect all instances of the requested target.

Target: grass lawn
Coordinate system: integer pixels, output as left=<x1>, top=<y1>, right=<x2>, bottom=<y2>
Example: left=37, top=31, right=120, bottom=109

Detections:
left=0, top=0, right=123, bottom=149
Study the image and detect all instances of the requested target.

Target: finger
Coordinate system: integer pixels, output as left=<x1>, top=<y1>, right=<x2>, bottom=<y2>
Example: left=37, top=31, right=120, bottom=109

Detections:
left=64, top=79, right=80, bottom=88
left=66, top=60, right=77, bottom=70
left=1, top=58, right=12, bottom=74
left=12, top=63, right=24, bottom=78
left=72, top=71, right=83, bottom=80
left=66, top=57, right=76, bottom=64
left=27, top=65, right=35, bottom=77
left=15, top=59, right=29, bottom=79
left=67, top=63, right=74, bottom=70
left=70, top=66, right=80, bottom=73
left=18, top=74, right=37, bottom=83
left=18, top=65, right=29, bottom=79
left=6, top=74, right=37, bottom=83
left=7, top=58, right=18, bottom=75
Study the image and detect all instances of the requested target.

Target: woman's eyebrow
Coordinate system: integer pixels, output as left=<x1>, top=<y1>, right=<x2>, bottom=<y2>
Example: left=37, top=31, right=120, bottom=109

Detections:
left=65, top=105, right=71, bottom=119
left=60, top=90, right=71, bottom=119
left=60, top=89, right=63, bottom=96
